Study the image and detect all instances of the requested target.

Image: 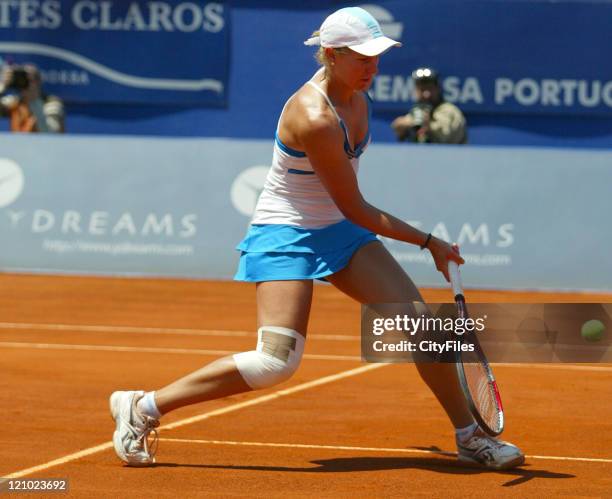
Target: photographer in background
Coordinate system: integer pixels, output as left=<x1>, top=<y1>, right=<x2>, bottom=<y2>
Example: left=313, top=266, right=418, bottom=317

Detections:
left=0, top=63, right=65, bottom=133
left=391, top=68, right=466, bottom=144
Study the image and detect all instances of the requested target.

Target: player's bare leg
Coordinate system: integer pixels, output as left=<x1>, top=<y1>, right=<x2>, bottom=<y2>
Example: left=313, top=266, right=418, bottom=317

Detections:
left=155, top=279, right=313, bottom=413
left=110, top=279, right=312, bottom=466
left=328, top=240, right=524, bottom=469
left=327, top=240, right=473, bottom=428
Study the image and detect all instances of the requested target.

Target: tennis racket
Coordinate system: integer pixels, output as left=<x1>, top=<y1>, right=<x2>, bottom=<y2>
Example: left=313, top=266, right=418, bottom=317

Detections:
left=448, top=260, right=504, bottom=436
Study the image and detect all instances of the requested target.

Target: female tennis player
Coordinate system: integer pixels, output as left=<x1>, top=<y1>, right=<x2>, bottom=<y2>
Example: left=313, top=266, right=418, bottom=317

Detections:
left=110, top=7, right=524, bottom=470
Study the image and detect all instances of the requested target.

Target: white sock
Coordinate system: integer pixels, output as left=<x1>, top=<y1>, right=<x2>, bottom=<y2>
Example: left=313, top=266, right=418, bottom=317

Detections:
left=455, top=422, right=478, bottom=443
left=137, top=391, right=162, bottom=420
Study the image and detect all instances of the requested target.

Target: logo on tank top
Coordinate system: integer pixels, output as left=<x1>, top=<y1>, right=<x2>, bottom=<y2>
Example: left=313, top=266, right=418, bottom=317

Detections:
left=230, top=166, right=269, bottom=216
left=0, top=158, right=24, bottom=208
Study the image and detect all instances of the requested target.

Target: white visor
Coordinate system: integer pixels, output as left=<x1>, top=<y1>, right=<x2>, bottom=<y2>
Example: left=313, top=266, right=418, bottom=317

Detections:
left=349, top=36, right=402, bottom=57
left=304, top=7, right=401, bottom=56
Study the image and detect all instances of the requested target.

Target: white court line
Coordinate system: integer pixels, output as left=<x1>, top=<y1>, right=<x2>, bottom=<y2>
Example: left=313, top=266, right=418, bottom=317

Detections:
left=494, top=363, right=612, bottom=372
left=158, top=438, right=612, bottom=464
left=3, top=323, right=611, bottom=371
left=0, top=322, right=357, bottom=342
left=0, top=363, right=384, bottom=480
left=2, top=341, right=612, bottom=371
left=0, top=342, right=360, bottom=362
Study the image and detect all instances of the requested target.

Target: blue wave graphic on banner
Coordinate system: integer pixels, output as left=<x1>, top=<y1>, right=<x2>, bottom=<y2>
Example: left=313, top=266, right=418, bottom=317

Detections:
left=0, top=42, right=222, bottom=93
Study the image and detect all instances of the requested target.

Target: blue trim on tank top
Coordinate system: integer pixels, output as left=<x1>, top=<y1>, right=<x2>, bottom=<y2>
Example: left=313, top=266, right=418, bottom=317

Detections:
left=338, top=93, right=371, bottom=159
left=275, top=132, right=306, bottom=158
left=287, top=168, right=315, bottom=175
left=275, top=91, right=371, bottom=161
left=277, top=127, right=369, bottom=162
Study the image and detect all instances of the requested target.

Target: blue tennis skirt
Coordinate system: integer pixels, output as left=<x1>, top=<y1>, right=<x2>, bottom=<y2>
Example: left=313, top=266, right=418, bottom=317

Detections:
left=234, top=219, right=378, bottom=282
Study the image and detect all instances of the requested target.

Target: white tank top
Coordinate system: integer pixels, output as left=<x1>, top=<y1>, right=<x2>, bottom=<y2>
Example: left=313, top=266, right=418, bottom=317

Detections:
left=251, top=77, right=371, bottom=229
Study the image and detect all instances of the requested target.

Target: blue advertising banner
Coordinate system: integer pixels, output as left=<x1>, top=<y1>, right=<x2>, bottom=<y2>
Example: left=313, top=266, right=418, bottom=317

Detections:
left=361, top=1, right=612, bottom=116
left=0, top=134, right=611, bottom=291
left=0, top=1, right=229, bottom=105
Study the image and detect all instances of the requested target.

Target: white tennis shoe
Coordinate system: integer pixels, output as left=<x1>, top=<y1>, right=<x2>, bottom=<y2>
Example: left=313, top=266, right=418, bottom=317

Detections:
left=110, top=390, right=159, bottom=466
left=457, top=427, right=525, bottom=470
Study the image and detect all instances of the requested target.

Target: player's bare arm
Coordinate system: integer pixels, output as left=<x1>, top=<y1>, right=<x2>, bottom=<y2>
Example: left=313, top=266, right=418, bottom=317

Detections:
left=298, top=109, right=462, bottom=280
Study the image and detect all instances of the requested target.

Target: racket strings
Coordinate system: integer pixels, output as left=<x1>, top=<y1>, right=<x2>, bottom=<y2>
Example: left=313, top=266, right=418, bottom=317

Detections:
left=453, top=277, right=504, bottom=436
left=463, top=361, right=501, bottom=432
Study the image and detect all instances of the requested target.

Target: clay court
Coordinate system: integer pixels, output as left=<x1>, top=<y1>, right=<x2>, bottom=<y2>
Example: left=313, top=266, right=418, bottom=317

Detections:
left=1, top=273, right=611, bottom=497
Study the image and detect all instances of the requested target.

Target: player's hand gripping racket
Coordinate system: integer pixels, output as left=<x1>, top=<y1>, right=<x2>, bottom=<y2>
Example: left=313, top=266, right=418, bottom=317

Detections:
left=448, top=260, right=504, bottom=436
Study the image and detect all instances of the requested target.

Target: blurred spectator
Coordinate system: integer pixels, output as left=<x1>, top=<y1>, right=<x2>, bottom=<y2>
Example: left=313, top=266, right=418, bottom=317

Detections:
left=0, top=63, right=65, bottom=133
left=391, top=68, right=466, bottom=144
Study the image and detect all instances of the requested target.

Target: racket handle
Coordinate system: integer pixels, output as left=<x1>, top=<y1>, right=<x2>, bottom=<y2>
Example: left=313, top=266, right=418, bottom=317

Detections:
left=448, top=261, right=464, bottom=298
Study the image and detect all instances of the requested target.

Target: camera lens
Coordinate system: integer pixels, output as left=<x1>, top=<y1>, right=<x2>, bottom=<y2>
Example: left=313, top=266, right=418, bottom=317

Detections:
left=412, top=108, right=425, bottom=127
left=9, top=68, right=29, bottom=90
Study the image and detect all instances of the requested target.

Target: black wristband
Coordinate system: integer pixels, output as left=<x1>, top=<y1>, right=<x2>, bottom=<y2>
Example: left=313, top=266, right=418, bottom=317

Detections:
left=420, top=233, right=432, bottom=250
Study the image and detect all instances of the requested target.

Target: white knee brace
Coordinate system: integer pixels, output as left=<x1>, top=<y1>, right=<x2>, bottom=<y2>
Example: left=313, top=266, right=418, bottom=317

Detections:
left=233, top=326, right=305, bottom=390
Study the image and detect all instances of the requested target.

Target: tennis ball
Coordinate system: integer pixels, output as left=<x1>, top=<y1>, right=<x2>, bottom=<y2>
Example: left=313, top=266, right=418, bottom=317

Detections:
left=580, top=319, right=605, bottom=342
